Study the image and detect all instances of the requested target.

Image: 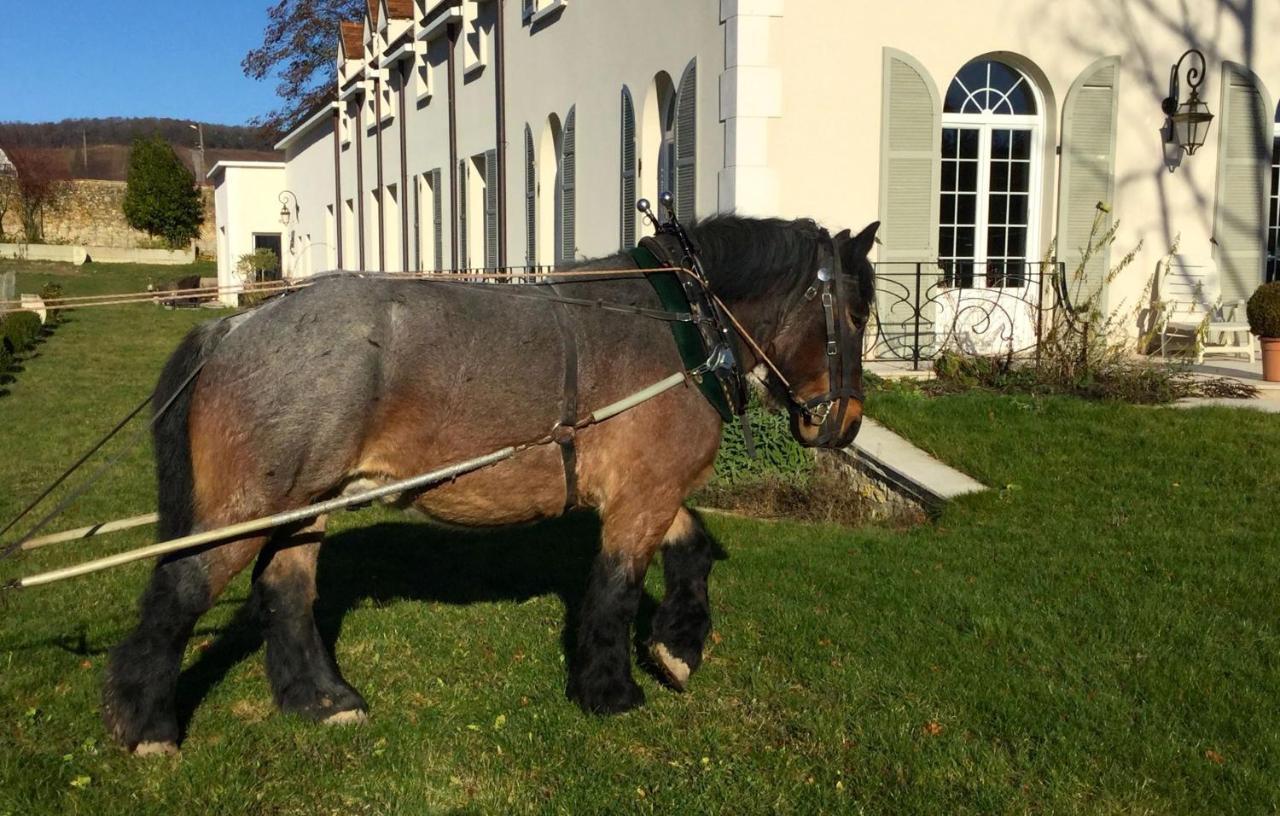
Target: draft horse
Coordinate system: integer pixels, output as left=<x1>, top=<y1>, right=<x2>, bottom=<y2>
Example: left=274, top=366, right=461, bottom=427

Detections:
left=103, top=215, right=879, bottom=754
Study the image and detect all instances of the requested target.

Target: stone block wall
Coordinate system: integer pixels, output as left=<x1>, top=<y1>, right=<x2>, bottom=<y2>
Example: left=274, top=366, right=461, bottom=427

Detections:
left=0, top=180, right=217, bottom=256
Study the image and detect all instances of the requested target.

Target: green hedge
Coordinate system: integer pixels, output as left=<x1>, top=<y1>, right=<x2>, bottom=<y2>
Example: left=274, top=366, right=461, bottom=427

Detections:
left=710, top=395, right=815, bottom=487
left=2, top=311, right=43, bottom=355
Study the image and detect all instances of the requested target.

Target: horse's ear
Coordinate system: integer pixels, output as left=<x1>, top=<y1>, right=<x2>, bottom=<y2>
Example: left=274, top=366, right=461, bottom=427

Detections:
left=850, top=221, right=879, bottom=259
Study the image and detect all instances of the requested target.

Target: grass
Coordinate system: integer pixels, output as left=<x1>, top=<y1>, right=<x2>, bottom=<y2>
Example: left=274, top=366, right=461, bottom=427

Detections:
left=1, top=263, right=1279, bottom=813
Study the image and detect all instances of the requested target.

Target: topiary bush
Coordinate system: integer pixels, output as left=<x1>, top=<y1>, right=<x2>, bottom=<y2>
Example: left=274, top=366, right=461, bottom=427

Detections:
left=1246, top=282, right=1280, bottom=338
left=2, top=311, right=43, bottom=353
left=39, top=282, right=64, bottom=323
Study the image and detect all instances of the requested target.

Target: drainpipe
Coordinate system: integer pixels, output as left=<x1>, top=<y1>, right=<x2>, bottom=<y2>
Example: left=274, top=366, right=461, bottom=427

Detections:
left=332, top=107, right=344, bottom=268
left=355, top=91, right=366, bottom=269
left=398, top=60, right=411, bottom=270
left=447, top=21, right=460, bottom=270
left=374, top=75, right=386, bottom=271
left=494, top=0, right=507, bottom=268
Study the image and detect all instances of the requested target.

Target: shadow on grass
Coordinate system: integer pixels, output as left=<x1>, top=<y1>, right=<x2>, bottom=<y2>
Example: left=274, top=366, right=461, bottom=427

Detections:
left=172, top=512, right=726, bottom=737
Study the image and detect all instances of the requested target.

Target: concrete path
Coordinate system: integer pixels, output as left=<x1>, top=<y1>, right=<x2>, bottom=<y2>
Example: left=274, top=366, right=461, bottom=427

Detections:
left=845, top=418, right=987, bottom=508
left=1171, top=395, right=1280, bottom=413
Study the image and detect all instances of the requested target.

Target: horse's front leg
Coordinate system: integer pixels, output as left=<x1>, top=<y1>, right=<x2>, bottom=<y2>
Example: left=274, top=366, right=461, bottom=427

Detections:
left=648, top=507, right=715, bottom=691
left=568, top=500, right=675, bottom=714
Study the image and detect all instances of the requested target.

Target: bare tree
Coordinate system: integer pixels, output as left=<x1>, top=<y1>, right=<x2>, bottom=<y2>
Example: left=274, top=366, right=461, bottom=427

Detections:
left=242, top=0, right=366, bottom=140
left=4, top=147, right=70, bottom=243
left=0, top=166, right=17, bottom=243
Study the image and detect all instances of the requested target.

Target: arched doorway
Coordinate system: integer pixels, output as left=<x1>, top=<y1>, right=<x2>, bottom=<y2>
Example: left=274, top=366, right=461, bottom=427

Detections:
left=939, top=58, right=1045, bottom=290
left=641, top=71, right=676, bottom=207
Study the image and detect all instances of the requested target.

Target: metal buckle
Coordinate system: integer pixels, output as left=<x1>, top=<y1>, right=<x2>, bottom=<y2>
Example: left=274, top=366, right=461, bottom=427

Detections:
left=808, top=400, right=833, bottom=424
left=826, top=340, right=838, bottom=356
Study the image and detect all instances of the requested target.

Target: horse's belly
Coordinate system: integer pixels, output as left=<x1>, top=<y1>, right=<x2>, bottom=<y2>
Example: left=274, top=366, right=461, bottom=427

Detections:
left=409, top=445, right=567, bottom=527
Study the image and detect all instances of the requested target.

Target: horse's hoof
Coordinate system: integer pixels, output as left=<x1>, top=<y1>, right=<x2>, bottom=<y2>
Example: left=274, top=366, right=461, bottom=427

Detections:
left=649, top=642, right=691, bottom=691
left=132, top=740, right=179, bottom=757
left=322, top=709, right=368, bottom=726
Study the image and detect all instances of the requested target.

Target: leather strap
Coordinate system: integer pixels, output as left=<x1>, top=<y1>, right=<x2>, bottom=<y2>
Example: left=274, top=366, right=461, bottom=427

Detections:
left=548, top=283, right=579, bottom=510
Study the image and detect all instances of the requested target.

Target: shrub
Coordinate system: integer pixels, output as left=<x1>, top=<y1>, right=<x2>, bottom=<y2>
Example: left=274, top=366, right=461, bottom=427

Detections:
left=709, top=395, right=814, bottom=488
left=2, top=311, right=42, bottom=353
left=0, top=342, right=10, bottom=375
left=1246, top=282, right=1280, bottom=338
left=39, top=282, right=63, bottom=323
left=236, top=249, right=281, bottom=307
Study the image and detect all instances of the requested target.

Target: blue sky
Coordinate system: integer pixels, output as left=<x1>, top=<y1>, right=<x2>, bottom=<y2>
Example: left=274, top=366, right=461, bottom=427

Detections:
left=0, top=0, right=282, bottom=125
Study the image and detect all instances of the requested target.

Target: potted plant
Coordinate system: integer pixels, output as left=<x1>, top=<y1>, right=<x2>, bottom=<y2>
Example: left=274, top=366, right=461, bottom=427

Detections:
left=1246, top=281, right=1280, bottom=382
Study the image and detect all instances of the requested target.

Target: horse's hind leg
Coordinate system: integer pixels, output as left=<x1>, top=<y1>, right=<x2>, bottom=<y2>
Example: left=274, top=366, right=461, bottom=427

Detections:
left=103, top=535, right=267, bottom=755
left=569, top=500, right=674, bottom=714
left=251, top=516, right=367, bottom=724
left=648, top=508, right=715, bottom=691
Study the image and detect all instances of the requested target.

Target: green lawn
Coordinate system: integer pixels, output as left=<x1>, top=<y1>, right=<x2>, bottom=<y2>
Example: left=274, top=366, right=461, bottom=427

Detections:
left=1, top=263, right=1278, bottom=814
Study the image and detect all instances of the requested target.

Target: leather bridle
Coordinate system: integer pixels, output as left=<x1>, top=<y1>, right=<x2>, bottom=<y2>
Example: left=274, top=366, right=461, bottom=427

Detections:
left=711, top=228, right=864, bottom=448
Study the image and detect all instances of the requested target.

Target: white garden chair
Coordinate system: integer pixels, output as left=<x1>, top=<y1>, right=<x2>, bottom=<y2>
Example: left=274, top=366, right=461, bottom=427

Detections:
left=1157, top=255, right=1254, bottom=364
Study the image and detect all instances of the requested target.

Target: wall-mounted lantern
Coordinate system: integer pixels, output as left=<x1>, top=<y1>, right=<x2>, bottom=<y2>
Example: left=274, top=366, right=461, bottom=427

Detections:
left=278, top=190, right=299, bottom=226
left=1161, top=49, right=1214, bottom=156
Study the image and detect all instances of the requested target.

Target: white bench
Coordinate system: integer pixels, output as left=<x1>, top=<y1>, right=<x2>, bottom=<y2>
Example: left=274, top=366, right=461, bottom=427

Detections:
left=1157, top=255, right=1254, bottom=364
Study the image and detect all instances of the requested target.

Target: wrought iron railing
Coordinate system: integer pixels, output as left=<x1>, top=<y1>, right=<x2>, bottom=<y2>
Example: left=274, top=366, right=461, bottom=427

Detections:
left=869, top=260, right=1073, bottom=370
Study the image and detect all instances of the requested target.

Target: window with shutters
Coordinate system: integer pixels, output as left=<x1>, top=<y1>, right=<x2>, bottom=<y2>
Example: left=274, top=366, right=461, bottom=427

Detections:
left=939, top=59, right=1043, bottom=289
left=557, top=106, right=576, bottom=264
left=525, top=125, right=536, bottom=266
left=620, top=87, right=637, bottom=249
left=673, top=60, right=697, bottom=223
left=483, top=148, right=498, bottom=269
left=344, top=198, right=356, bottom=269
left=368, top=189, right=381, bottom=271
left=1268, top=105, right=1280, bottom=282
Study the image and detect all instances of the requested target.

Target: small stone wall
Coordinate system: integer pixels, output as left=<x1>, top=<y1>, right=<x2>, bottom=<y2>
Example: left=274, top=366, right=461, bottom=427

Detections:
left=816, top=449, right=931, bottom=521
left=0, top=180, right=216, bottom=256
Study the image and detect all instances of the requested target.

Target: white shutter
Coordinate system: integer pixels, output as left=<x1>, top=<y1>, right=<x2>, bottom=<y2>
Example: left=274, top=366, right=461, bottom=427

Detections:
left=431, top=168, right=443, bottom=271
left=1214, top=63, right=1273, bottom=303
left=484, top=148, right=499, bottom=269
left=876, top=49, right=941, bottom=357
left=674, top=61, right=697, bottom=223
left=559, top=106, right=576, bottom=264
left=525, top=125, right=536, bottom=266
left=1057, top=57, right=1121, bottom=312
left=620, top=87, right=637, bottom=249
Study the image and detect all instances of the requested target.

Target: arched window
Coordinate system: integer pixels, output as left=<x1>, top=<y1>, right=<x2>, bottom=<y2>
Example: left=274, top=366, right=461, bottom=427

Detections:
left=1268, top=100, right=1280, bottom=282
left=620, top=86, right=637, bottom=250
left=556, top=106, right=576, bottom=264
left=939, top=58, right=1043, bottom=288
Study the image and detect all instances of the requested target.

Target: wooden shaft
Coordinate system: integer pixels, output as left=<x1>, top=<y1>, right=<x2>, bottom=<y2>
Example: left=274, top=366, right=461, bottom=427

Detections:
left=21, top=512, right=158, bottom=551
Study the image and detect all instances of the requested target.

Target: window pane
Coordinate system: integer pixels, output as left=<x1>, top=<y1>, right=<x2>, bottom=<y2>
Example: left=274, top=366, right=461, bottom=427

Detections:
left=991, top=129, right=1010, bottom=159
left=987, top=228, right=1006, bottom=258
left=942, top=128, right=959, bottom=159
left=1011, top=130, right=1031, bottom=160
left=1006, top=227, right=1027, bottom=257
left=989, top=195, right=1008, bottom=224
left=960, top=129, right=979, bottom=157
left=942, top=194, right=956, bottom=223
left=942, top=161, right=957, bottom=192
left=958, top=161, right=978, bottom=192
left=1010, top=162, right=1030, bottom=192
left=990, top=162, right=1008, bottom=192
left=939, top=226, right=955, bottom=256
left=957, top=194, right=976, bottom=224
left=1007, top=194, right=1028, bottom=225
left=956, top=227, right=975, bottom=258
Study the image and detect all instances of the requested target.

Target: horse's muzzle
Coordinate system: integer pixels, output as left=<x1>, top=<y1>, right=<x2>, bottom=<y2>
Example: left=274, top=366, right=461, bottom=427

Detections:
left=790, top=400, right=863, bottom=449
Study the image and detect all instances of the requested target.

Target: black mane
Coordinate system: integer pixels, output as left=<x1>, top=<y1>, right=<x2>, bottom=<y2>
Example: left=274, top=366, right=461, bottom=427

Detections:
left=689, top=215, right=823, bottom=301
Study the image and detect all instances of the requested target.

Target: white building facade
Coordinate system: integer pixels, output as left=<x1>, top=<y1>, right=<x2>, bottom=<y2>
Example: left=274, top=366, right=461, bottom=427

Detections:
left=215, top=0, right=1280, bottom=355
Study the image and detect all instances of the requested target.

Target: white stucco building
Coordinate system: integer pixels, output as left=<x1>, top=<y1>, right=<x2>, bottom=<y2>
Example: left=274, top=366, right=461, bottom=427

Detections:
left=210, top=0, right=1280, bottom=357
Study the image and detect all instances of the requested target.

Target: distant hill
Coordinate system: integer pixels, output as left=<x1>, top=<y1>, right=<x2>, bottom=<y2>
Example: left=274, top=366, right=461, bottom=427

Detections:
left=0, top=117, right=273, bottom=151
left=0, top=118, right=280, bottom=183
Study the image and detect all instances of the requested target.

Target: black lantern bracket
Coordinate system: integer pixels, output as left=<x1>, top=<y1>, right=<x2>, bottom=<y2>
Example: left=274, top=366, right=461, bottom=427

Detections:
left=278, top=190, right=300, bottom=226
left=1161, top=48, right=1214, bottom=156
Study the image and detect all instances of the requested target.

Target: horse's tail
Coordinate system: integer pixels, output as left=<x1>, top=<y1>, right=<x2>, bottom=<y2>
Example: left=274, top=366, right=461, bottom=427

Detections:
left=153, top=319, right=232, bottom=541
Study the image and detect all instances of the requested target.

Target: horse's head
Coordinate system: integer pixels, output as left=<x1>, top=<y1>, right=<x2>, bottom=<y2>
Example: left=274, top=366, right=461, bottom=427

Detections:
left=770, top=222, right=877, bottom=448
left=693, top=216, right=878, bottom=449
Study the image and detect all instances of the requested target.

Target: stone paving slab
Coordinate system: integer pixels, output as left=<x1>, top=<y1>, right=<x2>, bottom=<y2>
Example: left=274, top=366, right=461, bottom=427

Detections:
left=1171, top=396, right=1280, bottom=413
left=844, top=418, right=987, bottom=508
